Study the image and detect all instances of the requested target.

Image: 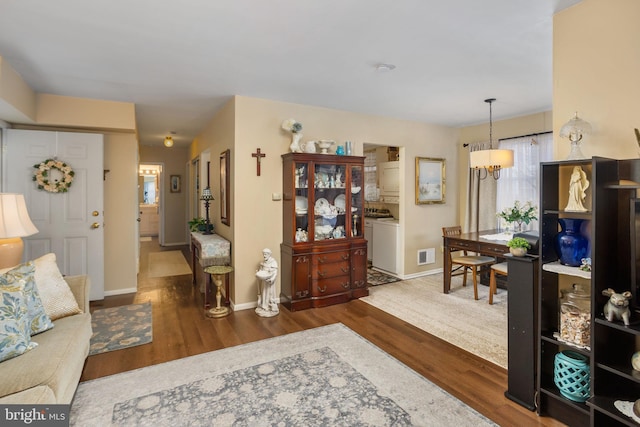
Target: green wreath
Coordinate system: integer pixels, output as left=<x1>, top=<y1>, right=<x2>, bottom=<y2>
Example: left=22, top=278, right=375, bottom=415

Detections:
left=33, top=159, right=75, bottom=193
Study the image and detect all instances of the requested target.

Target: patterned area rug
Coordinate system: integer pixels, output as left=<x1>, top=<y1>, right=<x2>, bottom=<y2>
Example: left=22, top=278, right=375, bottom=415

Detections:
left=367, top=268, right=401, bottom=286
left=361, top=273, right=507, bottom=368
left=72, top=324, right=497, bottom=426
left=89, top=302, right=153, bottom=355
left=148, top=250, right=192, bottom=278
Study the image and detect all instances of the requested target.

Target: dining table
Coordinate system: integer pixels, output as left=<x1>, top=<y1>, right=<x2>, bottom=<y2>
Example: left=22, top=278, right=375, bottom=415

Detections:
left=442, top=229, right=511, bottom=293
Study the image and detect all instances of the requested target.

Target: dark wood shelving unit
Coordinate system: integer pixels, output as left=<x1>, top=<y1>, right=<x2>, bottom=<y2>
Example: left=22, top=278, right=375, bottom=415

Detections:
left=538, top=157, right=640, bottom=426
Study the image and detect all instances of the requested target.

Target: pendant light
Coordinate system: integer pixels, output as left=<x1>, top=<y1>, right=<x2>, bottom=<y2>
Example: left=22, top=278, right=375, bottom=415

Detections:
left=469, top=98, right=514, bottom=180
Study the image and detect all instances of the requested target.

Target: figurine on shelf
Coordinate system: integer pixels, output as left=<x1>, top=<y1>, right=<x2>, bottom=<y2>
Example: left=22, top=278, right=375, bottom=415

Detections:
left=602, top=288, right=632, bottom=326
left=255, top=248, right=279, bottom=317
left=565, top=166, right=589, bottom=212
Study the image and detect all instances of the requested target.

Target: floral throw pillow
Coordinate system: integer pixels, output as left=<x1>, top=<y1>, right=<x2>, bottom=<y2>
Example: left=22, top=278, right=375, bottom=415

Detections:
left=1, top=262, right=54, bottom=336
left=0, top=272, right=38, bottom=362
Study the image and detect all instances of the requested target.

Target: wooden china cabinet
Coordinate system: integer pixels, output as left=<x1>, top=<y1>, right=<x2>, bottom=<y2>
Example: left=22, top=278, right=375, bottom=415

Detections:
left=280, top=152, right=368, bottom=311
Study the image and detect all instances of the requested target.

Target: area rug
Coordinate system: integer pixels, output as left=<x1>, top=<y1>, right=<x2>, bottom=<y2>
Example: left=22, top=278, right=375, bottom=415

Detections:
left=89, top=302, right=153, bottom=355
left=361, top=273, right=507, bottom=368
left=147, top=250, right=192, bottom=278
left=367, top=268, right=401, bottom=286
left=71, top=324, right=497, bottom=426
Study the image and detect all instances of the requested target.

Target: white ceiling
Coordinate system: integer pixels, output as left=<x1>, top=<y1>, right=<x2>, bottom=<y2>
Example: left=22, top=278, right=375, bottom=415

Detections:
left=0, top=0, right=581, bottom=148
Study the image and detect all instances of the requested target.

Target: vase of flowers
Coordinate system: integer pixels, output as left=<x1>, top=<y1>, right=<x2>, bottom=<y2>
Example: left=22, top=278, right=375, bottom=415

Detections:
left=497, top=200, right=538, bottom=232
left=282, top=119, right=303, bottom=153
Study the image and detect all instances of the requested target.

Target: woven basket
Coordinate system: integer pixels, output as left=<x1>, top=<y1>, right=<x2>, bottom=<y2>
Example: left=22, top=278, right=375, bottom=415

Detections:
left=554, top=350, right=590, bottom=402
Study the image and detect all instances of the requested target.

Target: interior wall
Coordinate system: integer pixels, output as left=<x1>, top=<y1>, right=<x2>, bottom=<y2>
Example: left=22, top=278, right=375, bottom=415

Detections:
left=139, top=145, right=190, bottom=245
left=104, top=133, right=139, bottom=295
left=190, top=95, right=460, bottom=307
left=553, top=0, right=640, bottom=160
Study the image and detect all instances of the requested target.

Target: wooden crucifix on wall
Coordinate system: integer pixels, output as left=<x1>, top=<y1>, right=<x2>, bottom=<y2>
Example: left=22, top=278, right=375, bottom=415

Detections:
left=251, top=148, right=266, bottom=176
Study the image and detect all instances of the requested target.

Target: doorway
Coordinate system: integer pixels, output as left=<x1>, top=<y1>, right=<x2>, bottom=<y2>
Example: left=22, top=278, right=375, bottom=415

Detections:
left=139, top=164, right=163, bottom=243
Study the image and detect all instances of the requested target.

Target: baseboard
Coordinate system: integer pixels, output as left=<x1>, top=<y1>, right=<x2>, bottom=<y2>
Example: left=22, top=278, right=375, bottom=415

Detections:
left=400, top=268, right=443, bottom=280
left=231, top=297, right=284, bottom=312
left=161, top=241, right=189, bottom=247
left=103, top=287, right=138, bottom=297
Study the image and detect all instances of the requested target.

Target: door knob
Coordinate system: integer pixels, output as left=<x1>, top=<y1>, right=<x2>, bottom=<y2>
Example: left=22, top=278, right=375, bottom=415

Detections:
left=92, top=211, right=99, bottom=217
left=91, top=222, right=100, bottom=229
left=137, top=218, right=142, bottom=222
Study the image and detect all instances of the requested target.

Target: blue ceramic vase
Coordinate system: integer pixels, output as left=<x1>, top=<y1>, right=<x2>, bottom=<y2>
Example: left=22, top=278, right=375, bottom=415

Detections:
left=554, top=218, right=589, bottom=267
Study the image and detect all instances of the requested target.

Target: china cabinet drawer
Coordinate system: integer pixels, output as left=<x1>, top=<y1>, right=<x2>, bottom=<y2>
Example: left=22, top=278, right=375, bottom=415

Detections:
left=313, top=276, right=351, bottom=296
left=316, top=260, right=350, bottom=279
left=315, top=251, right=349, bottom=264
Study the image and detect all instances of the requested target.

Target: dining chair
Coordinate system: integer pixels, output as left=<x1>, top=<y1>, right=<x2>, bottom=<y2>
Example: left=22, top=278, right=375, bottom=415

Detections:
left=442, top=226, right=496, bottom=301
left=489, top=262, right=508, bottom=305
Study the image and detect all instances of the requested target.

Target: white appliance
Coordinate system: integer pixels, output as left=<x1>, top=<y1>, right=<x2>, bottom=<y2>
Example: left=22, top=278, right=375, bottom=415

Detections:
left=364, top=218, right=374, bottom=261
left=372, top=219, right=400, bottom=274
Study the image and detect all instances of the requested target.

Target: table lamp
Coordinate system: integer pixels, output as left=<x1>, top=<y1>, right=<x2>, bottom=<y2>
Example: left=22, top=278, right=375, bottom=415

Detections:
left=0, top=193, right=39, bottom=269
left=200, top=187, right=214, bottom=235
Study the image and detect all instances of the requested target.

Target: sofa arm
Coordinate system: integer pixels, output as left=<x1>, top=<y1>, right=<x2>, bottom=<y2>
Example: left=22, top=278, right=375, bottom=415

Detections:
left=64, top=275, right=91, bottom=312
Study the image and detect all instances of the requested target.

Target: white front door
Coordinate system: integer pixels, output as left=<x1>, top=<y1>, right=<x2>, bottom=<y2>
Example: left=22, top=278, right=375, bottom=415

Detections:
left=2, top=129, right=105, bottom=300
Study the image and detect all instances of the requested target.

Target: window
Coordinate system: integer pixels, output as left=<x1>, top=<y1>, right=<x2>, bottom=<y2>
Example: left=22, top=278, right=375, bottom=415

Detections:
left=496, top=133, right=553, bottom=231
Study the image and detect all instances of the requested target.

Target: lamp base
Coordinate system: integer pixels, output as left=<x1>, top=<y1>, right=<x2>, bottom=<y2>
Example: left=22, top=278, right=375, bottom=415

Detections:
left=566, top=141, right=587, bottom=160
left=0, top=237, right=24, bottom=269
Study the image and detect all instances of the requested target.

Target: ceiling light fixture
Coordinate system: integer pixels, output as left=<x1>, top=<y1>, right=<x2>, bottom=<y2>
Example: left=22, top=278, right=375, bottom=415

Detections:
left=469, top=98, right=514, bottom=180
left=375, top=63, right=396, bottom=72
left=163, top=136, right=174, bottom=147
left=560, top=112, right=592, bottom=160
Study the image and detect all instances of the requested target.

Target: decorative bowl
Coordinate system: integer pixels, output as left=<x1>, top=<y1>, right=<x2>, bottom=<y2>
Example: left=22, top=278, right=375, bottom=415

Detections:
left=256, top=270, right=271, bottom=280
left=317, top=140, right=335, bottom=154
left=351, top=186, right=361, bottom=194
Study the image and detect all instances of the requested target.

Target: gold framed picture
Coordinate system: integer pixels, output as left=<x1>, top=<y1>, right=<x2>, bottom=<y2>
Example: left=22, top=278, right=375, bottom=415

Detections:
left=415, top=157, right=445, bottom=204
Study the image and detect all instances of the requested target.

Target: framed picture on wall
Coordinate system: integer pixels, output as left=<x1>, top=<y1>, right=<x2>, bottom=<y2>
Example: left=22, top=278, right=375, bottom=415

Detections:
left=415, top=157, right=445, bottom=204
left=220, top=150, right=230, bottom=225
left=170, top=175, right=181, bottom=193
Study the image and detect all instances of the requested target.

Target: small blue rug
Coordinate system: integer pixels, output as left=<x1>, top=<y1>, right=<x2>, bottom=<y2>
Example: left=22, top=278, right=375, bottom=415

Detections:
left=89, top=302, right=152, bottom=355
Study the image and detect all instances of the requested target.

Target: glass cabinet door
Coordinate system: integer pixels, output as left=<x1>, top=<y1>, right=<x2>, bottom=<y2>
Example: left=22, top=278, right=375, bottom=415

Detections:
left=351, top=165, right=363, bottom=237
left=294, top=162, right=310, bottom=243
left=314, top=163, right=347, bottom=241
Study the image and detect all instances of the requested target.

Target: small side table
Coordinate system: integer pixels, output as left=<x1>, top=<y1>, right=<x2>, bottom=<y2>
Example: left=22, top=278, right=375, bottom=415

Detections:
left=203, top=265, right=234, bottom=318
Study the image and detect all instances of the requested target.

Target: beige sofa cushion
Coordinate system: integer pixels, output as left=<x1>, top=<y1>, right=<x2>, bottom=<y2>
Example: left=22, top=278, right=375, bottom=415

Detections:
left=0, top=312, right=92, bottom=403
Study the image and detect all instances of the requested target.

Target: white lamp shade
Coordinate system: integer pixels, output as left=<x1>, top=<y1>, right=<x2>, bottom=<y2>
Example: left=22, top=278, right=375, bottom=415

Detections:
left=469, top=149, right=514, bottom=169
left=0, top=193, right=39, bottom=238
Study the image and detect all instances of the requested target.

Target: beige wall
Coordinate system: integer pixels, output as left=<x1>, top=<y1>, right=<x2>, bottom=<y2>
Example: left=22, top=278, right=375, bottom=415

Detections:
left=192, top=95, right=460, bottom=307
left=104, top=133, right=139, bottom=295
left=139, top=145, right=190, bottom=245
left=0, top=57, right=36, bottom=122
left=456, top=111, right=553, bottom=226
left=553, top=0, right=640, bottom=160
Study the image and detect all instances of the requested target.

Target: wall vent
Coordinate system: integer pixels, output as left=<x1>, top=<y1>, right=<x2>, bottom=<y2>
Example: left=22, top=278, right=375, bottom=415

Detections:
left=417, top=248, right=436, bottom=265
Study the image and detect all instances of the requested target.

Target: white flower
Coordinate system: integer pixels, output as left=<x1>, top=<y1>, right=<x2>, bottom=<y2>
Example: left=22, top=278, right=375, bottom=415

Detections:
left=281, top=118, right=302, bottom=133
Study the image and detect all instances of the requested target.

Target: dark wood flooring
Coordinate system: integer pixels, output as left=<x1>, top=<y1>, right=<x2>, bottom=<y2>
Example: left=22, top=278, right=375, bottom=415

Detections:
left=80, top=238, right=564, bottom=426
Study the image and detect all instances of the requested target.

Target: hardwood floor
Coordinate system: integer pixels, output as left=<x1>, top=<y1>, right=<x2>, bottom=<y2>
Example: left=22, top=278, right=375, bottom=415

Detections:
left=80, top=238, right=564, bottom=426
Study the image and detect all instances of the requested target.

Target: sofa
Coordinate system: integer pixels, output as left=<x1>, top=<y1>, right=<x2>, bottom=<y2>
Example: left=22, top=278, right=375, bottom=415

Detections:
left=0, top=275, right=92, bottom=404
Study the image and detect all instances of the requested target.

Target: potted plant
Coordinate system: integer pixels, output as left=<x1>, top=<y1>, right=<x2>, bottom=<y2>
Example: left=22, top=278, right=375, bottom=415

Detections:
left=188, top=217, right=213, bottom=233
left=507, top=236, right=531, bottom=257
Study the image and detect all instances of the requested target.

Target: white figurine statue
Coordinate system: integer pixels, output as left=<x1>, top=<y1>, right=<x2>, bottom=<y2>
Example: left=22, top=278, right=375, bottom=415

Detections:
left=255, top=248, right=279, bottom=317
left=565, top=165, right=589, bottom=212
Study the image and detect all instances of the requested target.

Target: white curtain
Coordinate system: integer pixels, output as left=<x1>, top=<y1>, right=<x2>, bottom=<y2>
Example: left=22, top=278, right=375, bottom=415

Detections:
left=464, top=141, right=497, bottom=233
left=496, top=133, right=553, bottom=232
